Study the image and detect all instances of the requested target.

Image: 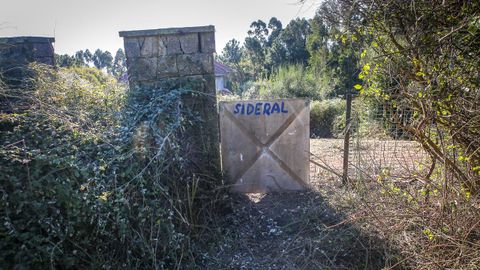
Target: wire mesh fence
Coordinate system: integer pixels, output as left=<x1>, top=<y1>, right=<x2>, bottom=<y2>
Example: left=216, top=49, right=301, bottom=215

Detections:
left=310, top=97, right=432, bottom=185
left=347, top=105, right=430, bottom=182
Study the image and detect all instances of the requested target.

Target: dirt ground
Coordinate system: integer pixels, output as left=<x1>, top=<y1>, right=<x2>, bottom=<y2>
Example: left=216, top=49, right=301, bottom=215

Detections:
left=200, top=139, right=418, bottom=269
left=202, top=191, right=391, bottom=269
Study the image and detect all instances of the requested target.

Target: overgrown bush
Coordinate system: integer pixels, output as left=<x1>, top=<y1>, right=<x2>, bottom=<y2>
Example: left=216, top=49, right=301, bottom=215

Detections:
left=310, top=99, right=344, bottom=138
left=256, top=65, right=324, bottom=100
left=317, top=0, right=480, bottom=268
left=0, top=64, right=225, bottom=269
left=332, top=97, right=392, bottom=139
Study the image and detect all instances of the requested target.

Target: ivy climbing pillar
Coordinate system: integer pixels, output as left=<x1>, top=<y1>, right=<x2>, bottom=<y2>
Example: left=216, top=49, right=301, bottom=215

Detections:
left=119, top=26, right=221, bottom=179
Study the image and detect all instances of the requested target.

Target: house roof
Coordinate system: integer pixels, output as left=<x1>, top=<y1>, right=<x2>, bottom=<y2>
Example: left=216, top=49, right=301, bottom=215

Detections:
left=214, top=61, right=233, bottom=76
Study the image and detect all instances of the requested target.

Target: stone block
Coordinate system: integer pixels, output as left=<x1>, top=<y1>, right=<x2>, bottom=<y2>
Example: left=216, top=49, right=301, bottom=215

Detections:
left=140, top=36, right=159, bottom=57
left=176, top=53, right=213, bottom=76
left=158, top=37, right=168, bottom=56
left=127, top=80, right=155, bottom=92
left=202, top=74, right=216, bottom=95
left=179, top=33, right=199, bottom=54
left=0, top=44, right=25, bottom=59
left=32, top=43, right=54, bottom=58
left=36, top=57, right=55, bottom=65
left=127, top=57, right=157, bottom=82
left=165, top=36, right=182, bottom=55
left=200, top=32, right=215, bottom=53
left=151, top=74, right=215, bottom=95
left=123, top=37, right=141, bottom=58
left=157, top=55, right=178, bottom=79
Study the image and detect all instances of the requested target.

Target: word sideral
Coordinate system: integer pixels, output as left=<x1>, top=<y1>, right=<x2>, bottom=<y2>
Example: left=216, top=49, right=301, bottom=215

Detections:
left=233, top=101, right=289, bottom=116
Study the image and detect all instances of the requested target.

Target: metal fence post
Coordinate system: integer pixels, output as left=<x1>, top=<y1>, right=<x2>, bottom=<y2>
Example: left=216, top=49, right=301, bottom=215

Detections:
left=343, top=90, right=352, bottom=185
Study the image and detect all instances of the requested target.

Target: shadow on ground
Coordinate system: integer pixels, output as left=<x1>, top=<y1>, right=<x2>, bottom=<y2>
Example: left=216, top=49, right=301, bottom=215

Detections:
left=201, top=189, right=399, bottom=270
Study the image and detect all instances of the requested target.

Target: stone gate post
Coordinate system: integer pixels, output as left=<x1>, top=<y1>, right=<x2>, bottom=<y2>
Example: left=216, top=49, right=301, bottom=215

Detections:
left=0, top=36, right=55, bottom=88
left=119, top=26, right=221, bottom=178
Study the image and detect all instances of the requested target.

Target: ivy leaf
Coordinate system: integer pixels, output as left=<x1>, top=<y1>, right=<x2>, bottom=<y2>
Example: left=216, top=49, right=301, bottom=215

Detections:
left=416, top=71, right=425, bottom=77
left=361, top=50, right=367, bottom=58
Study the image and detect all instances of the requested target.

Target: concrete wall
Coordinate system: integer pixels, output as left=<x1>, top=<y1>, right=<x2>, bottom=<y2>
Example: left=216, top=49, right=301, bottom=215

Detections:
left=0, top=36, right=55, bottom=87
left=119, top=26, right=221, bottom=178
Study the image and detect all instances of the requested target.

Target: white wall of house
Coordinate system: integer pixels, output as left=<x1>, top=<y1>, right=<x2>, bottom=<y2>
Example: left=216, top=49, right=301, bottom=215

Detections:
left=215, top=76, right=225, bottom=91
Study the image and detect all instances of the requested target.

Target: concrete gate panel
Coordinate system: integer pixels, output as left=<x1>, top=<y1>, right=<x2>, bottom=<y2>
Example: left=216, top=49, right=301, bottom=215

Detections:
left=219, top=99, right=310, bottom=193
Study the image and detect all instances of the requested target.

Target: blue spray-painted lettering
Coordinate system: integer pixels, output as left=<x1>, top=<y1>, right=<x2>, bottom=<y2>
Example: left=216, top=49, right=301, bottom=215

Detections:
left=232, top=101, right=289, bottom=116
left=255, top=103, right=262, bottom=115
left=233, top=103, right=241, bottom=114
left=246, top=104, right=255, bottom=115
left=263, top=103, right=271, bottom=115
left=271, top=103, right=281, bottom=114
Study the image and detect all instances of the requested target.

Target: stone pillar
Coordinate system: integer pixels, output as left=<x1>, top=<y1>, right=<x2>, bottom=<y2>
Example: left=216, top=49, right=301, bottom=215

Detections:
left=0, top=36, right=55, bottom=87
left=119, top=26, right=220, bottom=178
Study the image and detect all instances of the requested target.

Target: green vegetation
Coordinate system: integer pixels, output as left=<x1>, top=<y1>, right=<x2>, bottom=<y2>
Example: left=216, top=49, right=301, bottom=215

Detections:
left=314, top=0, right=480, bottom=268
left=219, top=13, right=364, bottom=138
left=310, top=99, right=345, bottom=138
left=0, top=64, right=224, bottom=268
left=1, top=1, right=479, bottom=268
left=55, top=48, right=126, bottom=79
left=258, top=65, right=320, bottom=100
left=217, top=1, right=480, bottom=268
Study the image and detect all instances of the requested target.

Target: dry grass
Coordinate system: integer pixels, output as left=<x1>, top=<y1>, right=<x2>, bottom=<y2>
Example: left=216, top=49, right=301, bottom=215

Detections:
left=310, top=139, right=480, bottom=270
left=197, top=138, right=480, bottom=269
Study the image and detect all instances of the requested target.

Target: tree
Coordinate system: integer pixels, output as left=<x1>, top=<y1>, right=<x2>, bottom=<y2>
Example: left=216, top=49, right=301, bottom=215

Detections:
left=112, top=48, right=126, bottom=78
left=306, top=13, right=329, bottom=75
left=55, top=54, right=77, bottom=67
left=55, top=49, right=120, bottom=77
left=264, top=17, right=286, bottom=73
left=265, top=40, right=287, bottom=73
left=83, top=49, right=93, bottom=64
left=92, top=49, right=103, bottom=70
left=244, top=36, right=266, bottom=79
left=278, top=18, right=311, bottom=65
left=267, top=17, right=283, bottom=46
left=74, top=50, right=86, bottom=66
left=92, top=49, right=113, bottom=73
left=306, top=9, right=362, bottom=97
left=247, top=20, right=269, bottom=46
left=331, top=0, right=480, bottom=192
left=219, top=39, right=243, bottom=67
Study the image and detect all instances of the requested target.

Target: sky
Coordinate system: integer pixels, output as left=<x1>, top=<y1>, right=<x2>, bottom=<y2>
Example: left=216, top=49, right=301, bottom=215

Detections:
left=0, top=0, right=318, bottom=55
